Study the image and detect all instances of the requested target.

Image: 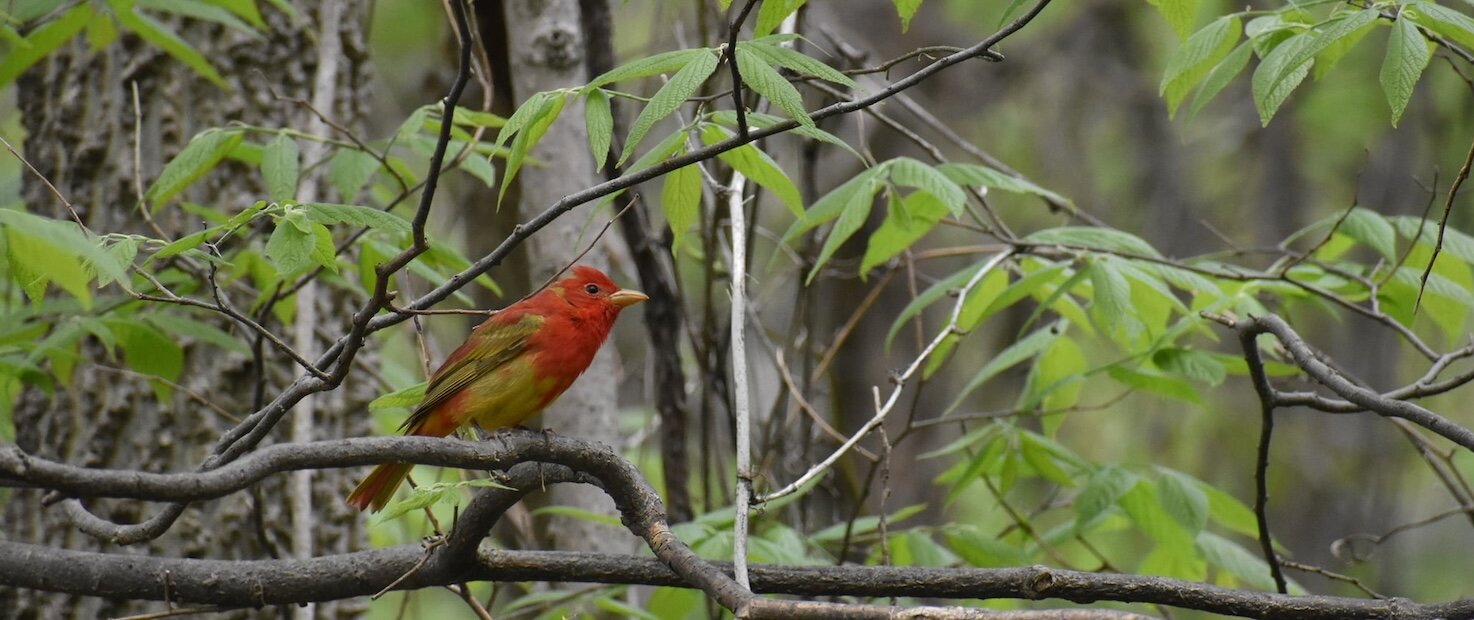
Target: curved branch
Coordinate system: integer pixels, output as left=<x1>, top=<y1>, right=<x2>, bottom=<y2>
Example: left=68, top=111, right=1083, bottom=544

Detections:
left=0, top=542, right=1467, bottom=619
left=2, top=431, right=753, bottom=613
left=1239, top=314, right=1474, bottom=453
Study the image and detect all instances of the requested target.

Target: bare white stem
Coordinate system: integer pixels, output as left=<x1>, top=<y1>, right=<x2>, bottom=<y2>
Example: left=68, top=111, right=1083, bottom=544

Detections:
left=757, top=250, right=1013, bottom=503
left=728, top=170, right=752, bottom=589
left=291, top=2, right=344, bottom=618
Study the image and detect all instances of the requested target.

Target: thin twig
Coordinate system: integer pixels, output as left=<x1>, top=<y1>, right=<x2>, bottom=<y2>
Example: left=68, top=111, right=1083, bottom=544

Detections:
left=1414, top=131, right=1474, bottom=312
left=759, top=251, right=1013, bottom=503
left=0, top=134, right=85, bottom=228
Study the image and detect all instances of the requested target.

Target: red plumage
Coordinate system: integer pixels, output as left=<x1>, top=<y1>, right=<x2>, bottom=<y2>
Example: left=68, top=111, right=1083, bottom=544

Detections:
left=346, top=265, right=646, bottom=512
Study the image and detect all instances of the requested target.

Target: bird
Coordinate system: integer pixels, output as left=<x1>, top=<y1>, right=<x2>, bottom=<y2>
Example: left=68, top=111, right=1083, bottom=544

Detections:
left=346, top=265, right=648, bottom=512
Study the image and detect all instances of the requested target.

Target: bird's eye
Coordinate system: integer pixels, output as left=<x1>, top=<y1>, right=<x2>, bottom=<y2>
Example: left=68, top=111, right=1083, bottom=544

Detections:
left=584, top=283, right=601, bottom=295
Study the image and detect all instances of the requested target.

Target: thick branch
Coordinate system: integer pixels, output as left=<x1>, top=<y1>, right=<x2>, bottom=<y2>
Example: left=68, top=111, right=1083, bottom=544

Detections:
left=1, top=431, right=752, bottom=613
left=0, top=542, right=1467, bottom=619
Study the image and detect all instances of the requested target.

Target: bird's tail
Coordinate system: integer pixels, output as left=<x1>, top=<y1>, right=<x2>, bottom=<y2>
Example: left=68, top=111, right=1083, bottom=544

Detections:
left=345, top=462, right=412, bottom=512
left=346, top=410, right=457, bottom=513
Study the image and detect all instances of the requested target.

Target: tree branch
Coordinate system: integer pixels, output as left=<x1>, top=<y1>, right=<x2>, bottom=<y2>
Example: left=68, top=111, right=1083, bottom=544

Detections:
left=1, top=542, right=1467, bottom=619
left=1234, top=314, right=1474, bottom=453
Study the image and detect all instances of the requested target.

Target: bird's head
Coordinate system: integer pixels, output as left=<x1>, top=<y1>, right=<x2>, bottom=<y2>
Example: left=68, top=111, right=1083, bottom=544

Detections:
left=553, top=265, right=648, bottom=318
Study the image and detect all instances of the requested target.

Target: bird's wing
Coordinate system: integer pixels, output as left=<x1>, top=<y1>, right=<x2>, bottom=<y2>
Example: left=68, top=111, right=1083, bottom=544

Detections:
left=400, top=313, right=543, bottom=432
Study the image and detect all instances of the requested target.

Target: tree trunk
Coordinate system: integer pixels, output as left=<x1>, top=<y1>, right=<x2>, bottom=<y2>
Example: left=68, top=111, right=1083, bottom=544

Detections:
left=1, top=4, right=375, bottom=618
left=497, top=0, right=637, bottom=554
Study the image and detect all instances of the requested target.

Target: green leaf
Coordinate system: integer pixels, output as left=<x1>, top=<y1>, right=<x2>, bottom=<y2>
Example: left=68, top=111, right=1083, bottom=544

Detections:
left=625, top=127, right=690, bottom=175
left=710, top=109, right=862, bottom=159
left=5, top=224, right=91, bottom=308
left=456, top=153, right=497, bottom=188
left=328, top=148, right=380, bottom=201
left=810, top=504, right=924, bottom=544
left=532, top=505, right=624, bottom=528
left=1087, top=258, right=1136, bottom=338
left=1251, top=10, right=1380, bottom=125
left=138, top=0, right=258, bottom=34
left=944, top=525, right=1031, bottom=568
left=661, top=160, right=703, bottom=255
left=783, top=165, right=886, bottom=244
left=893, top=0, right=922, bottom=32
left=1018, top=333, right=1086, bottom=413
left=151, top=229, right=213, bottom=260
left=956, top=266, right=1011, bottom=332
left=945, top=321, right=1064, bottom=414
left=266, top=211, right=319, bottom=276
left=370, top=381, right=427, bottom=412
left=859, top=190, right=950, bottom=275
left=1381, top=13, right=1432, bottom=127
left=1021, top=432, right=1077, bottom=486
left=890, top=157, right=966, bottom=214
left=1148, top=0, right=1200, bottom=41
left=1120, top=481, right=1195, bottom=551
left=146, top=128, right=244, bottom=210
left=754, top=0, right=806, bottom=37
left=1340, top=207, right=1397, bottom=260
left=1161, top=16, right=1241, bottom=117
left=1197, top=532, right=1278, bottom=591
left=1139, top=541, right=1207, bottom=581
left=85, top=11, right=120, bottom=51
left=145, top=314, right=250, bottom=355
left=1107, top=364, right=1202, bottom=404
left=701, top=124, right=804, bottom=216
left=1314, top=15, right=1377, bottom=80
left=202, top=0, right=266, bottom=28
left=1186, top=42, right=1253, bottom=120
left=887, top=531, right=956, bottom=567
left=618, top=50, right=718, bottom=166
left=807, top=171, right=883, bottom=283
left=1391, top=215, right=1474, bottom=262
left=500, top=93, right=567, bottom=205
left=936, top=163, right=1072, bottom=207
left=1153, top=347, right=1226, bottom=386
left=1412, top=3, right=1474, bottom=52
left=107, top=317, right=184, bottom=401
left=584, top=87, right=614, bottom=171
left=587, top=48, right=711, bottom=89
left=394, top=105, right=430, bottom=146
left=0, top=3, right=93, bottom=87
left=301, top=202, right=411, bottom=234
left=594, top=596, right=662, bottom=620
left=1156, top=470, right=1209, bottom=535
left=885, top=262, right=976, bottom=350
left=921, top=424, right=999, bottom=460
left=261, top=133, right=299, bottom=203
left=449, top=106, right=506, bottom=128
left=1025, top=226, right=1161, bottom=257
left=984, top=260, right=1069, bottom=321
left=736, top=45, right=814, bottom=129
left=111, top=0, right=227, bottom=87
left=1, top=210, right=125, bottom=306
left=1076, top=467, right=1136, bottom=530
left=100, top=237, right=140, bottom=286
left=741, top=40, right=857, bottom=89
left=226, top=200, right=270, bottom=230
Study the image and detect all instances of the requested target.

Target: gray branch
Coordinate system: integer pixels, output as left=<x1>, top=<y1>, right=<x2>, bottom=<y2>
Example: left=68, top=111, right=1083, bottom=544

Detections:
left=1, top=542, right=1468, bottom=619
left=1241, top=314, right=1474, bottom=452
left=4, top=431, right=1473, bottom=618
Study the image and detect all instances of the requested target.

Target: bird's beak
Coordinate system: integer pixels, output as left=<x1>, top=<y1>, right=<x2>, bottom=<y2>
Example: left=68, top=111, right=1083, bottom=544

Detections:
left=609, top=290, right=649, bottom=308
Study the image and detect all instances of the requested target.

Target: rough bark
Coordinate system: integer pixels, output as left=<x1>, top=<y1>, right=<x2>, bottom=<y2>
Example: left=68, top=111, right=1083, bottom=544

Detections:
left=1, top=4, right=375, bottom=618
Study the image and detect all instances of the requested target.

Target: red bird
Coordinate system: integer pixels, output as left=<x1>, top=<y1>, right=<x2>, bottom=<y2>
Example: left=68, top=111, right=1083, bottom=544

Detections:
left=347, top=265, right=647, bottom=512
